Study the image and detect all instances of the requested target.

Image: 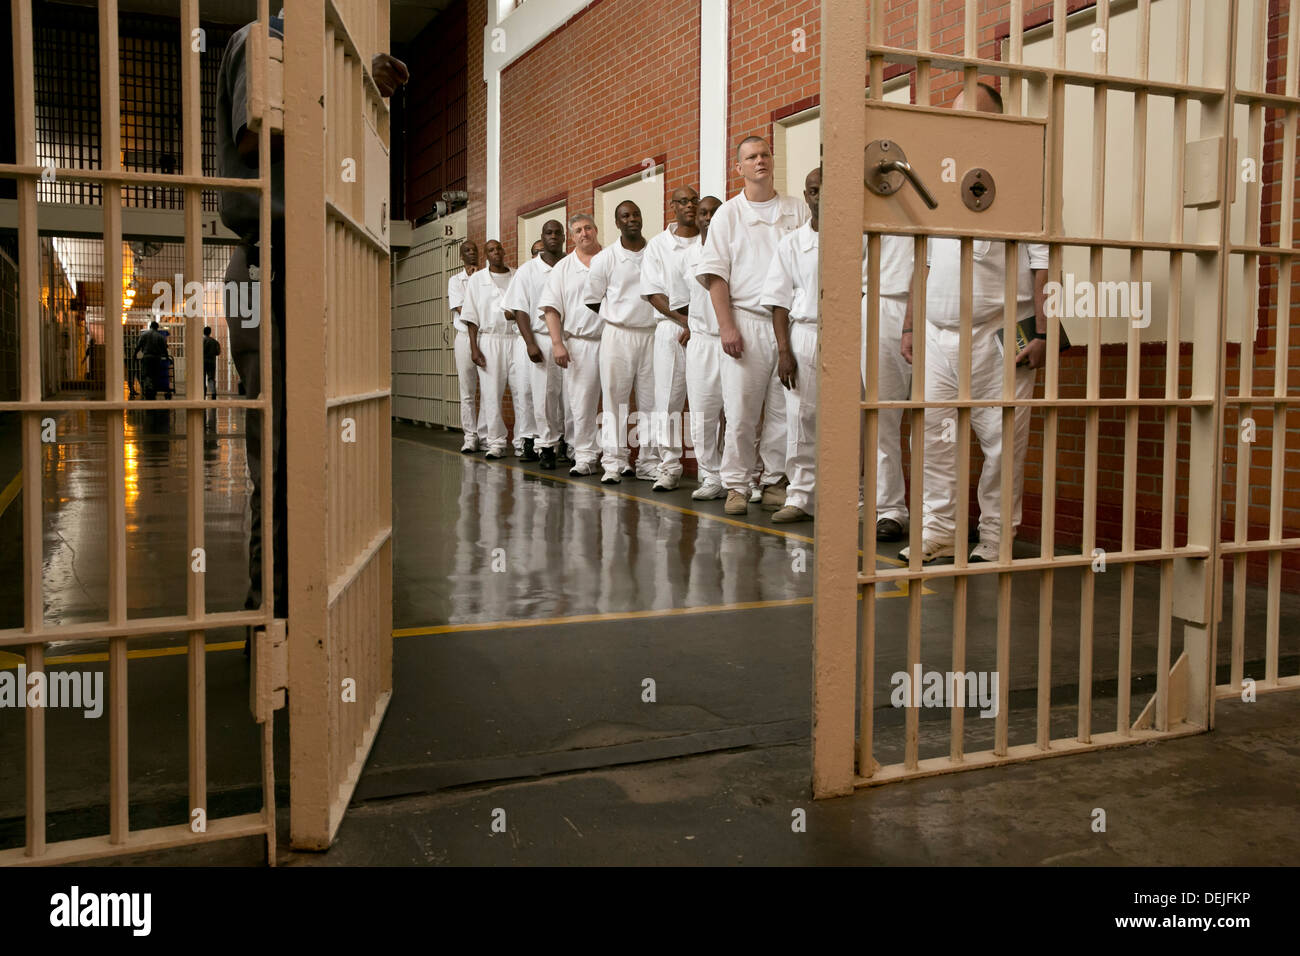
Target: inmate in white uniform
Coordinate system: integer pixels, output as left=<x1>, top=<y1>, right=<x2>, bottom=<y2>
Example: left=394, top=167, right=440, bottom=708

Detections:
left=538, top=250, right=604, bottom=468
left=695, top=191, right=809, bottom=492
left=921, top=238, right=1049, bottom=545
left=761, top=222, right=822, bottom=513
left=459, top=265, right=517, bottom=455
left=583, top=241, right=659, bottom=478
left=862, top=235, right=916, bottom=524
left=640, top=222, right=699, bottom=482
left=672, top=241, right=722, bottom=487
left=448, top=268, right=486, bottom=444
left=503, top=256, right=561, bottom=451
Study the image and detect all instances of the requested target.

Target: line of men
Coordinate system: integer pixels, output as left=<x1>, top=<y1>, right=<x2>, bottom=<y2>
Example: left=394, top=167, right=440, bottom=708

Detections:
left=447, top=81, right=1051, bottom=560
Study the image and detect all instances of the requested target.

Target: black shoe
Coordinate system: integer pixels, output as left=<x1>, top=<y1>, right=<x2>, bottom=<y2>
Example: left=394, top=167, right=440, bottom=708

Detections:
left=539, top=447, right=557, bottom=470
left=520, top=437, right=539, bottom=462
left=876, top=517, right=904, bottom=541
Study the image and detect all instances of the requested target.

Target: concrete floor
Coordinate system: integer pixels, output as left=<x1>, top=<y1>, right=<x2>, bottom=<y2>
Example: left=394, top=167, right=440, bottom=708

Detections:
left=1, top=411, right=1297, bottom=864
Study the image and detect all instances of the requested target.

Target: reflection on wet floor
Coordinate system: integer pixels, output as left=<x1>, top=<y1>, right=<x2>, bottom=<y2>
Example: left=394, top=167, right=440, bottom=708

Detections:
left=394, top=436, right=812, bottom=627
left=0, top=405, right=253, bottom=636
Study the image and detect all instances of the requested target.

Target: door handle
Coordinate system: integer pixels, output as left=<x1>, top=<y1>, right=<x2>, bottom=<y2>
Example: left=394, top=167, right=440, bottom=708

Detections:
left=864, top=140, right=939, bottom=209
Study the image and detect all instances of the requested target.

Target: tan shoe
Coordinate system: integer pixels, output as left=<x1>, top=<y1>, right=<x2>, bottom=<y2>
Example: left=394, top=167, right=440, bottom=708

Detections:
left=724, top=489, right=749, bottom=515
left=760, top=477, right=789, bottom=511
left=772, top=505, right=811, bottom=524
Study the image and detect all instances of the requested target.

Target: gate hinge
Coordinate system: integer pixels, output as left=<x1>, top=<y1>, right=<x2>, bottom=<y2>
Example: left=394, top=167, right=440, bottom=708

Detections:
left=250, top=619, right=288, bottom=723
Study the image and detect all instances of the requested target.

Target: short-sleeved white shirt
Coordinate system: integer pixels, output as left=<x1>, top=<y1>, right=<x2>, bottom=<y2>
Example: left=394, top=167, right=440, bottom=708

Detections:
left=695, top=191, right=810, bottom=321
left=924, top=238, right=1049, bottom=328
left=672, top=242, right=719, bottom=335
left=538, top=250, right=604, bottom=339
left=502, top=256, right=555, bottom=334
left=583, top=241, right=655, bottom=330
left=865, top=235, right=916, bottom=298
left=448, top=269, right=470, bottom=332
left=761, top=223, right=821, bottom=325
left=460, top=266, right=516, bottom=335
left=640, top=223, right=700, bottom=321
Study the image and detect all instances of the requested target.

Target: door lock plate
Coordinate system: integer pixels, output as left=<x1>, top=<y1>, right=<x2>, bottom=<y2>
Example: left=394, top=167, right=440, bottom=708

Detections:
left=961, top=168, right=995, bottom=211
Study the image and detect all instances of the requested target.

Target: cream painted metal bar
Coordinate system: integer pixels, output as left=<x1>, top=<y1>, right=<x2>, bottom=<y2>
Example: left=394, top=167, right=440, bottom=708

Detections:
left=812, top=0, right=864, bottom=798
left=1215, top=0, right=1300, bottom=699
left=98, top=0, right=129, bottom=845
left=0, top=0, right=278, bottom=866
left=827, top=0, right=1258, bottom=794
left=285, top=0, right=395, bottom=847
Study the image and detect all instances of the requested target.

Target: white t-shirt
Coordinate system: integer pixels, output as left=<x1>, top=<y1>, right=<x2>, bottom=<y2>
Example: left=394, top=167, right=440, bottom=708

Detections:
left=502, top=256, right=555, bottom=335
left=460, top=267, right=516, bottom=335
left=538, top=250, right=604, bottom=339
left=761, top=222, right=821, bottom=325
left=583, top=241, right=655, bottom=330
left=640, top=223, right=700, bottom=321
left=672, top=241, right=718, bottom=335
left=924, top=238, right=1049, bottom=328
left=865, top=235, right=916, bottom=298
left=695, top=190, right=810, bottom=321
left=447, top=269, right=470, bottom=332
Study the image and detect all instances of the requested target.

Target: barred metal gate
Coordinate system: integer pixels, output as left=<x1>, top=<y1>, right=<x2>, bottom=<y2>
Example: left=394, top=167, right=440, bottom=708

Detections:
left=0, top=0, right=277, bottom=863
left=284, top=0, right=394, bottom=849
left=815, top=0, right=1299, bottom=795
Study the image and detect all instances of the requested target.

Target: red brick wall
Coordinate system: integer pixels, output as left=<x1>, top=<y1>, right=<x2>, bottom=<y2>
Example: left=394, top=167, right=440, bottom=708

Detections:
left=497, top=0, right=701, bottom=260
left=468, top=0, right=488, bottom=245
left=398, top=1, right=469, bottom=222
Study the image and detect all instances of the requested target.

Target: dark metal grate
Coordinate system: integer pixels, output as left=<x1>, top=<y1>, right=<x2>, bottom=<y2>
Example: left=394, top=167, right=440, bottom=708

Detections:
left=32, top=1, right=237, bottom=211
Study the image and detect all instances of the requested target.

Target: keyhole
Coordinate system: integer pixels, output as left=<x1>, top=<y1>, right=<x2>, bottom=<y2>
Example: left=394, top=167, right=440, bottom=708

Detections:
left=969, top=180, right=987, bottom=199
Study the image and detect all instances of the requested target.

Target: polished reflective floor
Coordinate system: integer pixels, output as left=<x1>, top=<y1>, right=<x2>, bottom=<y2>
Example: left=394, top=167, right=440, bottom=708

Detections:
left=1, top=415, right=1297, bottom=851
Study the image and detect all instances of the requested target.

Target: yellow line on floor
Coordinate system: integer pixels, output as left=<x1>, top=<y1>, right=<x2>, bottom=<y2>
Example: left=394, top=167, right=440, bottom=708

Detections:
left=0, top=471, right=20, bottom=519
left=0, top=641, right=246, bottom=670
left=393, top=596, right=815, bottom=637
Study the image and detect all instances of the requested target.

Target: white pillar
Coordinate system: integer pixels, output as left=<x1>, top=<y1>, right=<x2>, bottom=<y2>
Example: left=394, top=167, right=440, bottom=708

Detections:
left=698, top=0, right=729, bottom=199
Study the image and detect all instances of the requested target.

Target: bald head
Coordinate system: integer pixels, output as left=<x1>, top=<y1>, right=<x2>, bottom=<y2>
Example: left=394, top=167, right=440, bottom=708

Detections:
left=953, top=81, right=1003, bottom=114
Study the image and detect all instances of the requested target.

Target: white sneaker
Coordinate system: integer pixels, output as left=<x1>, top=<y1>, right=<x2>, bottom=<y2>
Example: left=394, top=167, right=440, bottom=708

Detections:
left=460, top=435, right=480, bottom=453
left=748, top=483, right=763, bottom=503
left=898, top=539, right=956, bottom=564
left=692, top=479, right=726, bottom=500
left=652, top=472, right=679, bottom=492
left=969, top=540, right=1001, bottom=563
left=600, top=470, right=622, bottom=484
left=569, top=461, right=599, bottom=477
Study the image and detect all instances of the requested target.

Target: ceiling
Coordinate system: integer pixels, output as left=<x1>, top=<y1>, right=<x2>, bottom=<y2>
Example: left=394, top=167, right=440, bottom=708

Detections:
left=50, top=0, right=459, bottom=40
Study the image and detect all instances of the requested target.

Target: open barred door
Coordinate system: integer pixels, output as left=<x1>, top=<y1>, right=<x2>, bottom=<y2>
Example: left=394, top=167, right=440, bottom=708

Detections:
left=283, top=0, right=394, bottom=849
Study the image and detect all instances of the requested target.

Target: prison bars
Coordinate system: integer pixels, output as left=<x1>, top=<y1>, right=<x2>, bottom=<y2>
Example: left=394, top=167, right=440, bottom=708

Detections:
left=0, top=0, right=276, bottom=866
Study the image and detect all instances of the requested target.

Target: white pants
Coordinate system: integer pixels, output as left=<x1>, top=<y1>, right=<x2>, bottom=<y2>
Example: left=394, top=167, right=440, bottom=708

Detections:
left=719, top=312, right=787, bottom=491
left=528, top=333, right=564, bottom=450
left=685, top=332, right=724, bottom=485
left=598, top=324, right=658, bottom=474
left=922, top=322, right=1035, bottom=544
left=454, top=329, right=484, bottom=440
left=652, top=321, right=688, bottom=480
left=863, top=295, right=911, bottom=522
left=563, top=335, right=602, bottom=467
left=477, top=332, right=515, bottom=452
left=508, top=334, right=537, bottom=448
left=783, top=322, right=819, bottom=513
left=560, top=369, right=575, bottom=452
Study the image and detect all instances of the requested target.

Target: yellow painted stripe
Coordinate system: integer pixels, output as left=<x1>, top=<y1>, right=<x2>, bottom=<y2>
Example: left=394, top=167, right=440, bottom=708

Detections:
left=0, top=470, right=20, bottom=519
left=393, top=597, right=815, bottom=637
left=0, top=641, right=245, bottom=670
